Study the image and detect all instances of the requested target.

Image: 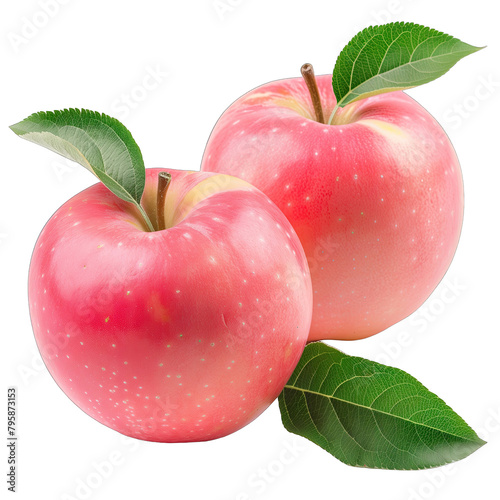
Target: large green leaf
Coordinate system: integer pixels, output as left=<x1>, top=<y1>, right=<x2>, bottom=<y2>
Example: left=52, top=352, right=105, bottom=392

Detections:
left=279, top=342, right=485, bottom=470
left=10, top=109, right=153, bottom=231
left=330, top=22, right=483, bottom=116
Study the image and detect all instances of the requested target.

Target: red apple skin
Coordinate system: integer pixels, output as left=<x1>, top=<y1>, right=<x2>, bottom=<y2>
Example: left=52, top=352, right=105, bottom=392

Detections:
left=201, top=75, right=464, bottom=341
left=29, top=168, right=312, bottom=442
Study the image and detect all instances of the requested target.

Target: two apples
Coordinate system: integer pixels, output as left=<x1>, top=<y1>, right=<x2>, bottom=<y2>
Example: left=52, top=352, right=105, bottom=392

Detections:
left=17, top=71, right=463, bottom=442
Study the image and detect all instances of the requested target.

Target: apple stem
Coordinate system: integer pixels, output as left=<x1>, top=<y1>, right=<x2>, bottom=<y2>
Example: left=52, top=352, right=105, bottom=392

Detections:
left=157, top=172, right=171, bottom=231
left=301, top=63, right=325, bottom=124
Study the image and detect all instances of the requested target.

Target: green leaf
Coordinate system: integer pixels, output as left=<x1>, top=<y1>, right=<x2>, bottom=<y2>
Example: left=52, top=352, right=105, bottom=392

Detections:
left=10, top=109, right=154, bottom=231
left=330, top=22, right=484, bottom=120
left=279, top=342, right=485, bottom=470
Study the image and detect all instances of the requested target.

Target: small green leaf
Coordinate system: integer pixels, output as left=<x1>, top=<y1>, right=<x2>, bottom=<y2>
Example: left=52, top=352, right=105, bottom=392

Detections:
left=330, top=22, right=484, bottom=121
left=10, top=109, right=154, bottom=231
left=279, top=342, right=485, bottom=470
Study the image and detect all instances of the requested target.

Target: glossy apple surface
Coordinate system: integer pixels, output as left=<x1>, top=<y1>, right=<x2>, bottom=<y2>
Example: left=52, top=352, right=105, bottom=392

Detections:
left=201, top=75, right=463, bottom=341
left=29, top=168, right=312, bottom=442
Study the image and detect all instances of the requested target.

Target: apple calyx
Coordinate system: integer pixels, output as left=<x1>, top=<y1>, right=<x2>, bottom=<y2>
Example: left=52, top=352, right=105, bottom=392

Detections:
left=156, top=171, right=172, bottom=231
left=300, top=63, right=325, bottom=124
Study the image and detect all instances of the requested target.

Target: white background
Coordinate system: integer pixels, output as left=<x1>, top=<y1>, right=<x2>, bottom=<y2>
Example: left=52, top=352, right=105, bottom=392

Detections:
left=1, top=1, right=499, bottom=499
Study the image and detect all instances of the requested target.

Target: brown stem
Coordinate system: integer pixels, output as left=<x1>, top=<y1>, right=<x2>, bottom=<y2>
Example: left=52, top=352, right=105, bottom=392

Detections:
left=300, top=63, right=325, bottom=124
left=156, top=172, right=171, bottom=231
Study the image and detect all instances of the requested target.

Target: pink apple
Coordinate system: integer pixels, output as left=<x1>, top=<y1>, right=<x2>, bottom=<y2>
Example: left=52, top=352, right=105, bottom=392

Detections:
left=201, top=75, right=463, bottom=341
left=29, top=168, right=312, bottom=442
